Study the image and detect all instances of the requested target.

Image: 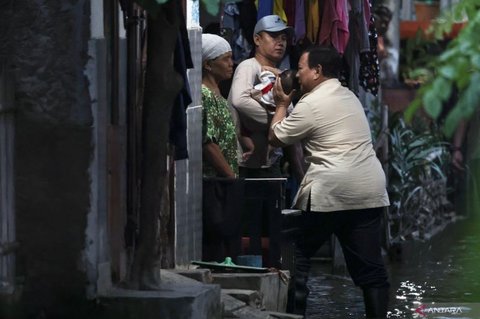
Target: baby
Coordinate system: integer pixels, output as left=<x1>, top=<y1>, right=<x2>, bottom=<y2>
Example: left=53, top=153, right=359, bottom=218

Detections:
left=241, top=69, right=300, bottom=163
left=251, top=69, right=299, bottom=109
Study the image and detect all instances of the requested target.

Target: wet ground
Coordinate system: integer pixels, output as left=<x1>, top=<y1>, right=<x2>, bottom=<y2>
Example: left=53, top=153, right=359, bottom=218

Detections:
left=305, top=216, right=480, bottom=318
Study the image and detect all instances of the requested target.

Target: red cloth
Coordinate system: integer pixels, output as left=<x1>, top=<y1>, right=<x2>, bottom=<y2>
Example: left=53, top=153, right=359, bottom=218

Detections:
left=283, top=0, right=296, bottom=26
left=318, top=0, right=349, bottom=54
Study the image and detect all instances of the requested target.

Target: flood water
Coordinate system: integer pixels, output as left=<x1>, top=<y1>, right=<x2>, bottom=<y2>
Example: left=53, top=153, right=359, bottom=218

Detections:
left=305, top=216, right=480, bottom=318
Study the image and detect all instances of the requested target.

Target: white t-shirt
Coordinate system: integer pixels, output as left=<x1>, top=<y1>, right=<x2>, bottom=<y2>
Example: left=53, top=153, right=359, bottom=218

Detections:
left=228, top=58, right=281, bottom=168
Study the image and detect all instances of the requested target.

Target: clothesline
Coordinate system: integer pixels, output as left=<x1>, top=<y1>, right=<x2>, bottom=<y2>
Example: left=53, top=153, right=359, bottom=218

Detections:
left=217, top=0, right=380, bottom=96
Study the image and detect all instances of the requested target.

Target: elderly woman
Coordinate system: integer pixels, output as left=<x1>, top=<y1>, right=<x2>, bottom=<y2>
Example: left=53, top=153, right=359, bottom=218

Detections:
left=201, top=34, right=244, bottom=262
left=201, top=33, right=238, bottom=177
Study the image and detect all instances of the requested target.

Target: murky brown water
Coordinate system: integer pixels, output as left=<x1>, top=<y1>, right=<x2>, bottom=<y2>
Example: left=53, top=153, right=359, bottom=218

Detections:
left=305, top=217, right=480, bottom=318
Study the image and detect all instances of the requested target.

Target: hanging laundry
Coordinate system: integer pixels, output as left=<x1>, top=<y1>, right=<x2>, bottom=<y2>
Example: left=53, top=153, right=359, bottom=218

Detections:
left=359, top=2, right=380, bottom=96
left=273, top=0, right=288, bottom=24
left=294, top=0, right=306, bottom=43
left=343, top=0, right=371, bottom=95
left=238, top=0, right=258, bottom=47
left=352, top=0, right=370, bottom=52
left=171, top=6, right=194, bottom=160
left=318, top=0, right=349, bottom=54
left=306, top=0, right=320, bottom=44
left=224, top=2, right=252, bottom=64
left=284, top=0, right=296, bottom=27
left=256, top=0, right=274, bottom=20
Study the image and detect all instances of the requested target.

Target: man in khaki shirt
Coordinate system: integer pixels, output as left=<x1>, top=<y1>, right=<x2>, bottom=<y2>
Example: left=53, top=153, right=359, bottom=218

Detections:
left=269, top=46, right=390, bottom=318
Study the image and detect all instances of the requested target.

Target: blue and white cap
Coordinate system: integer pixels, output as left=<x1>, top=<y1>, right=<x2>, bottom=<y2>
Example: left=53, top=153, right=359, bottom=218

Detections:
left=253, top=15, right=294, bottom=38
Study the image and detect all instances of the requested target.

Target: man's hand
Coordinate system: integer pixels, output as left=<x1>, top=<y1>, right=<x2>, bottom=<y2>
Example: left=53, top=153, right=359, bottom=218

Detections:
left=272, top=77, right=295, bottom=108
left=268, top=77, right=293, bottom=148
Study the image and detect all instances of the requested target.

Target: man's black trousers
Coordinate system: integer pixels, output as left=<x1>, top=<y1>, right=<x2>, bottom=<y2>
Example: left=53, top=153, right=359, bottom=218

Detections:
left=292, top=207, right=390, bottom=314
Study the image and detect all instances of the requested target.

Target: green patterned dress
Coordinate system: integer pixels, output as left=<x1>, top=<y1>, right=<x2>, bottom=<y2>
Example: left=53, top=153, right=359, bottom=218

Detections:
left=202, top=85, right=238, bottom=177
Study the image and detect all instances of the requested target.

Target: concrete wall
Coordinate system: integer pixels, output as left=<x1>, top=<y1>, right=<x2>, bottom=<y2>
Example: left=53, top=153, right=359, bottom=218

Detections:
left=1, top=0, right=93, bottom=316
left=175, top=27, right=203, bottom=267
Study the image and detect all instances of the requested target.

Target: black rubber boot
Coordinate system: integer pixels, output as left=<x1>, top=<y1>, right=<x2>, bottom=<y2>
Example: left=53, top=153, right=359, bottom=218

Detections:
left=363, top=287, right=389, bottom=319
left=292, top=271, right=309, bottom=316
left=291, top=249, right=311, bottom=316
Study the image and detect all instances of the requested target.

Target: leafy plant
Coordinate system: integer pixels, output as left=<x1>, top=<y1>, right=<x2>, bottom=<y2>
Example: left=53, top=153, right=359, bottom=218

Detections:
left=406, top=1, right=480, bottom=137
left=365, top=99, right=453, bottom=243
left=399, top=30, right=443, bottom=86
left=387, top=115, right=453, bottom=242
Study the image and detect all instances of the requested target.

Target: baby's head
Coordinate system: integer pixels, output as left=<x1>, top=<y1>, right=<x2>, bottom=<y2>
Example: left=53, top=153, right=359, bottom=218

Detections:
left=280, top=69, right=299, bottom=95
left=254, top=71, right=276, bottom=106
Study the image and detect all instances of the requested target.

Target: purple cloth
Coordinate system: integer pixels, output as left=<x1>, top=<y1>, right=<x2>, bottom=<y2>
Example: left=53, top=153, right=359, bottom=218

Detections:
left=294, top=0, right=306, bottom=43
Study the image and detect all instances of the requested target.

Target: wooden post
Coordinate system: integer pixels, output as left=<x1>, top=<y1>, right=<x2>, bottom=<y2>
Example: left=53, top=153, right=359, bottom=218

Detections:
left=0, top=60, right=16, bottom=294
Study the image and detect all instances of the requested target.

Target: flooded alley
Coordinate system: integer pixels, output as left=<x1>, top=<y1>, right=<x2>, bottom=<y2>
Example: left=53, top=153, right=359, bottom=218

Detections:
left=305, top=216, right=480, bottom=318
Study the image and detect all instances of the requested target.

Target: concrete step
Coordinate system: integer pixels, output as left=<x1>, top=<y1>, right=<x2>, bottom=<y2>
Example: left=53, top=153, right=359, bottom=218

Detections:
left=170, top=268, right=213, bottom=284
left=213, top=272, right=289, bottom=312
left=221, top=292, right=247, bottom=317
left=99, top=270, right=221, bottom=319
left=225, top=306, right=304, bottom=319
left=222, top=288, right=263, bottom=309
left=263, top=311, right=304, bottom=319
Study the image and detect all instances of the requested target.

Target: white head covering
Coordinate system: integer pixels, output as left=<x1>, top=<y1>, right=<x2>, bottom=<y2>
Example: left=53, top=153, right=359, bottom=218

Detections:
left=202, top=34, right=232, bottom=62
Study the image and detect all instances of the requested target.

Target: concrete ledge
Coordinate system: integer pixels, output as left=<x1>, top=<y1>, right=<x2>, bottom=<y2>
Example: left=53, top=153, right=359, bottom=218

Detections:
left=99, top=271, right=221, bottom=319
left=221, top=292, right=247, bottom=317
left=170, top=268, right=213, bottom=284
left=263, top=311, right=304, bottom=319
left=222, top=289, right=262, bottom=308
left=213, top=272, right=289, bottom=312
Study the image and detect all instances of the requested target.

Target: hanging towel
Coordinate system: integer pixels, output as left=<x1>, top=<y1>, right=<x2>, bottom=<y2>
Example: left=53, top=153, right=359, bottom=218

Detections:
left=319, top=0, right=349, bottom=53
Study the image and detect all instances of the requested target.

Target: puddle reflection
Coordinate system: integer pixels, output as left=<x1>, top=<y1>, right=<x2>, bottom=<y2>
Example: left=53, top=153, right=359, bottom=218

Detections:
left=305, top=218, right=480, bottom=318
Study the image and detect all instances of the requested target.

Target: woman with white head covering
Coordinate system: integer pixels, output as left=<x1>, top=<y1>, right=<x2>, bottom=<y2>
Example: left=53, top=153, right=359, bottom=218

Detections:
left=202, top=34, right=244, bottom=263
left=201, top=33, right=237, bottom=178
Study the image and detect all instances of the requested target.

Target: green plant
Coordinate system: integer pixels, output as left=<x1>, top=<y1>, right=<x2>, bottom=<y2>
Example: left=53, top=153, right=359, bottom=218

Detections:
left=406, top=1, right=480, bottom=137
left=400, top=30, right=440, bottom=86
left=387, top=115, right=453, bottom=242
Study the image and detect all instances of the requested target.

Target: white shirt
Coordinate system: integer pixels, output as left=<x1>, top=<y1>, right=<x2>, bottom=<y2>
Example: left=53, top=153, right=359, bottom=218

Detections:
left=272, top=78, right=390, bottom=212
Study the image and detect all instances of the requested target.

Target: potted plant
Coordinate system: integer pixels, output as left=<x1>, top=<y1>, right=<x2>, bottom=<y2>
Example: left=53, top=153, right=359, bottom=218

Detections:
left=382, top=30, right=441, bottom=113
left=406, top=1, right=480, bottom=137
left=414, top=0, right=440, bottom=21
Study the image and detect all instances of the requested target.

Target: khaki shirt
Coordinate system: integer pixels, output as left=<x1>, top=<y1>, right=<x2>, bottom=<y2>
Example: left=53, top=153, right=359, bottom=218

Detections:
left=272, top=78, right=390, bottom=212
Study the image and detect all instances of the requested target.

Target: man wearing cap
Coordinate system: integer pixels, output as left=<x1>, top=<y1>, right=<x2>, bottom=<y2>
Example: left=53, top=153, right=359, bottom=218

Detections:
left=228, top=15, right=294, bottom=265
